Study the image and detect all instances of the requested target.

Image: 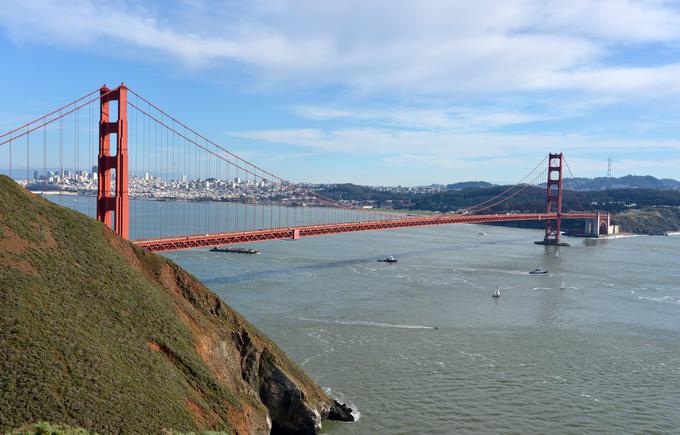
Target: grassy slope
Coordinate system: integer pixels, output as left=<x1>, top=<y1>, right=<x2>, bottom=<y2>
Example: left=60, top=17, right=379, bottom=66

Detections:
left=0, top=176, right=329, bottom=434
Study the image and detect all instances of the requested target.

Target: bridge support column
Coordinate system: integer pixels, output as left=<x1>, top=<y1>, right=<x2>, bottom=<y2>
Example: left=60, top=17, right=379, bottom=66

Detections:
left=536, top=153, right=569, bottom=246
left=97, top=83, right=129, bottom=240
left=597, top=211, right=611, bottom=236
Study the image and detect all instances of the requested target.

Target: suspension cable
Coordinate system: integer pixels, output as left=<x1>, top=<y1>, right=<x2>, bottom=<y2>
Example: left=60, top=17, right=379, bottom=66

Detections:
left=0, top=88, right=101, bottom=139
left=125, top=87, right=402, bottom=218
left=455, top=168, right=548, bottom=215
left=563, top=156, right=590, bottom=211
left=461, top=155, right=548, bottom=214
left=0, top=89, right=117, bottom=147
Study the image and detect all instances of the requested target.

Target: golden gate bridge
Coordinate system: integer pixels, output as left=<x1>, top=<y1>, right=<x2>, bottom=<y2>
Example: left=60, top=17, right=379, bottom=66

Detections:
left=0, top=83, right=603, bottom=252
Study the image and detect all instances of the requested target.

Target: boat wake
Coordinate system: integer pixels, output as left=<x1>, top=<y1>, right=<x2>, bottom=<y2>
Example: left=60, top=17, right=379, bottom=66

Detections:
left=300, top=317, right=436, bottom=330
left=458, top=267, right=529, bottom=275
left=638, top=296, right=680, bottom=305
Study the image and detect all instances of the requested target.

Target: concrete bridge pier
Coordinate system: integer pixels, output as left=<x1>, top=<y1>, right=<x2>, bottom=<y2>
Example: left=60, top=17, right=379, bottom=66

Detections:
left=584, top=211, right=611, bottom=237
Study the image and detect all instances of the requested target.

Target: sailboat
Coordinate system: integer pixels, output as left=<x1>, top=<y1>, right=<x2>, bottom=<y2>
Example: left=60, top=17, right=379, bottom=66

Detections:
left=559, top=281, right=566, bottom=290
left=491, top=287, right=501, bottom=298
left=554, top=250, right=560, bottom=258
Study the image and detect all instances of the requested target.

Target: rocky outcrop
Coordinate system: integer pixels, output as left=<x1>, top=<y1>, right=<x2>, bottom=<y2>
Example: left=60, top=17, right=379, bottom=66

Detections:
left=329, top=400, right=355, bottom=422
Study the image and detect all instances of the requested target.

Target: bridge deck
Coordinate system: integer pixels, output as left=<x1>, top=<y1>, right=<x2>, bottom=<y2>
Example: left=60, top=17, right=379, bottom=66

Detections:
left=133, top=212, right=598, bottom=252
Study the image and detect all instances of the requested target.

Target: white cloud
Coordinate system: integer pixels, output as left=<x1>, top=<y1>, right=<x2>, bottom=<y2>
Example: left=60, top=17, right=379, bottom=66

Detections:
left=228, top=126, right=680, bottom=180
left=3, top=0, right=680, bottom=183
left=531, top=0, right=680, bottom=42
left=293, top=105, right=557, bottom=131
left=2, top=0, right=680, bottom=95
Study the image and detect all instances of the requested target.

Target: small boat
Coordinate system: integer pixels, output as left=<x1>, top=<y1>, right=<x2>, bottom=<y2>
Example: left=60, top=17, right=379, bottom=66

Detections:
left=491, top=287, right=501, bottom=298
left=560, top=281, right=566, bottom=290
left=210, top=247, right=261, bottom=254
left=529, top=267, right=549, bottom=275
left=377, top=255, right=398, bottom=263
left=554, top=250, right=560, bottom=258
left=479, top=232, right=487, bottom=236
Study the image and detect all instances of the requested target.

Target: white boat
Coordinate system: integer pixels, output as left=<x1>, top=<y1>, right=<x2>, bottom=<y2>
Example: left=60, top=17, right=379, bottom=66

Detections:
left=491, top=287, right=500, bottom=298
left=560, top=281, right=566, bottom=290
left=377, top=255, right=398, bottom=263
left=554, top=250, right=560, bottom=258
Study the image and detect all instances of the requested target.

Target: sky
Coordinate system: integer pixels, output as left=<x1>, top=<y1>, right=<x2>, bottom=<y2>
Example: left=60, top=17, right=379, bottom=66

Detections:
left=1, top=0, right=680, bottom=185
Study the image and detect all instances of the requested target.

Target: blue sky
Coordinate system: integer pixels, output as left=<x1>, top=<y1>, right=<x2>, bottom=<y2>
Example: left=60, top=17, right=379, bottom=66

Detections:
left=1, top=0, right=680, bottom=185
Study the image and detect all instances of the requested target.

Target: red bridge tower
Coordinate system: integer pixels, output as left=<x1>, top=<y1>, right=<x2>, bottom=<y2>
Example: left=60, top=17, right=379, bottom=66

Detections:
left=97, top=84, right=129, bottom=239
left=542, top=152, right=564, bottom=245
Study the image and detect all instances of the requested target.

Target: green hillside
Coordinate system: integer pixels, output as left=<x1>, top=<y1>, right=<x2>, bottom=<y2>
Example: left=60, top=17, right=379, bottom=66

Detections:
left=0, top=175, right=351, bottom=434
left=612, top=206, right=680, bottom=234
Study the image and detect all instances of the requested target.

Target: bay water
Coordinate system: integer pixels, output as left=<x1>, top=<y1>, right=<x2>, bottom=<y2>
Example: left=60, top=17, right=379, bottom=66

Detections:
left=62, top=196, right=680, bottom=433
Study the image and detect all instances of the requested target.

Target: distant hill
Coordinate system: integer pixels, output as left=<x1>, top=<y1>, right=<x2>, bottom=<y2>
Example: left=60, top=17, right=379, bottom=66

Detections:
left=446, top=181, right=494, bottom=190
left=407, top=185, right=680, bottom=213
left=563, top=175, right=680, bottom=191
left=443, top=175, right=680, bottom=192
left=0, top=176, right=351, bottom=434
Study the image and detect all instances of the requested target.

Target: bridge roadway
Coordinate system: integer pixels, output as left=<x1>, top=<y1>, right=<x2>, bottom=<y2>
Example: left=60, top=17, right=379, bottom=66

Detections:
left=133, top=212, right=598, bottom=252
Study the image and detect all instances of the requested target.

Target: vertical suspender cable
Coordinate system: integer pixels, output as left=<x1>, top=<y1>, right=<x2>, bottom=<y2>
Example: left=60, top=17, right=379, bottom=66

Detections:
left=74, top=107, right=78, bottom=201
left=251, top=165, right=255, bottom=230
left=43, top=124, right=46, bottom=195
left=173, top=120, right=178, bottom=235
left=59, top=111, right=63, bottom=205
left=155, top=114, right=159, bottom=237
left=235, top=165, right=239, bottom=232
left=215, top=143, right=219, bottom=232
left=184, top=126, right=188, bottom=234
left=195, top=132, right=199, bottom=236
left=227, top=152, right=230, bottom=231
left=26, top=127, right=29, bottom=182
left=8, top=133, right=11, bottom=179
left=88, top=101, right=92, bottom=217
